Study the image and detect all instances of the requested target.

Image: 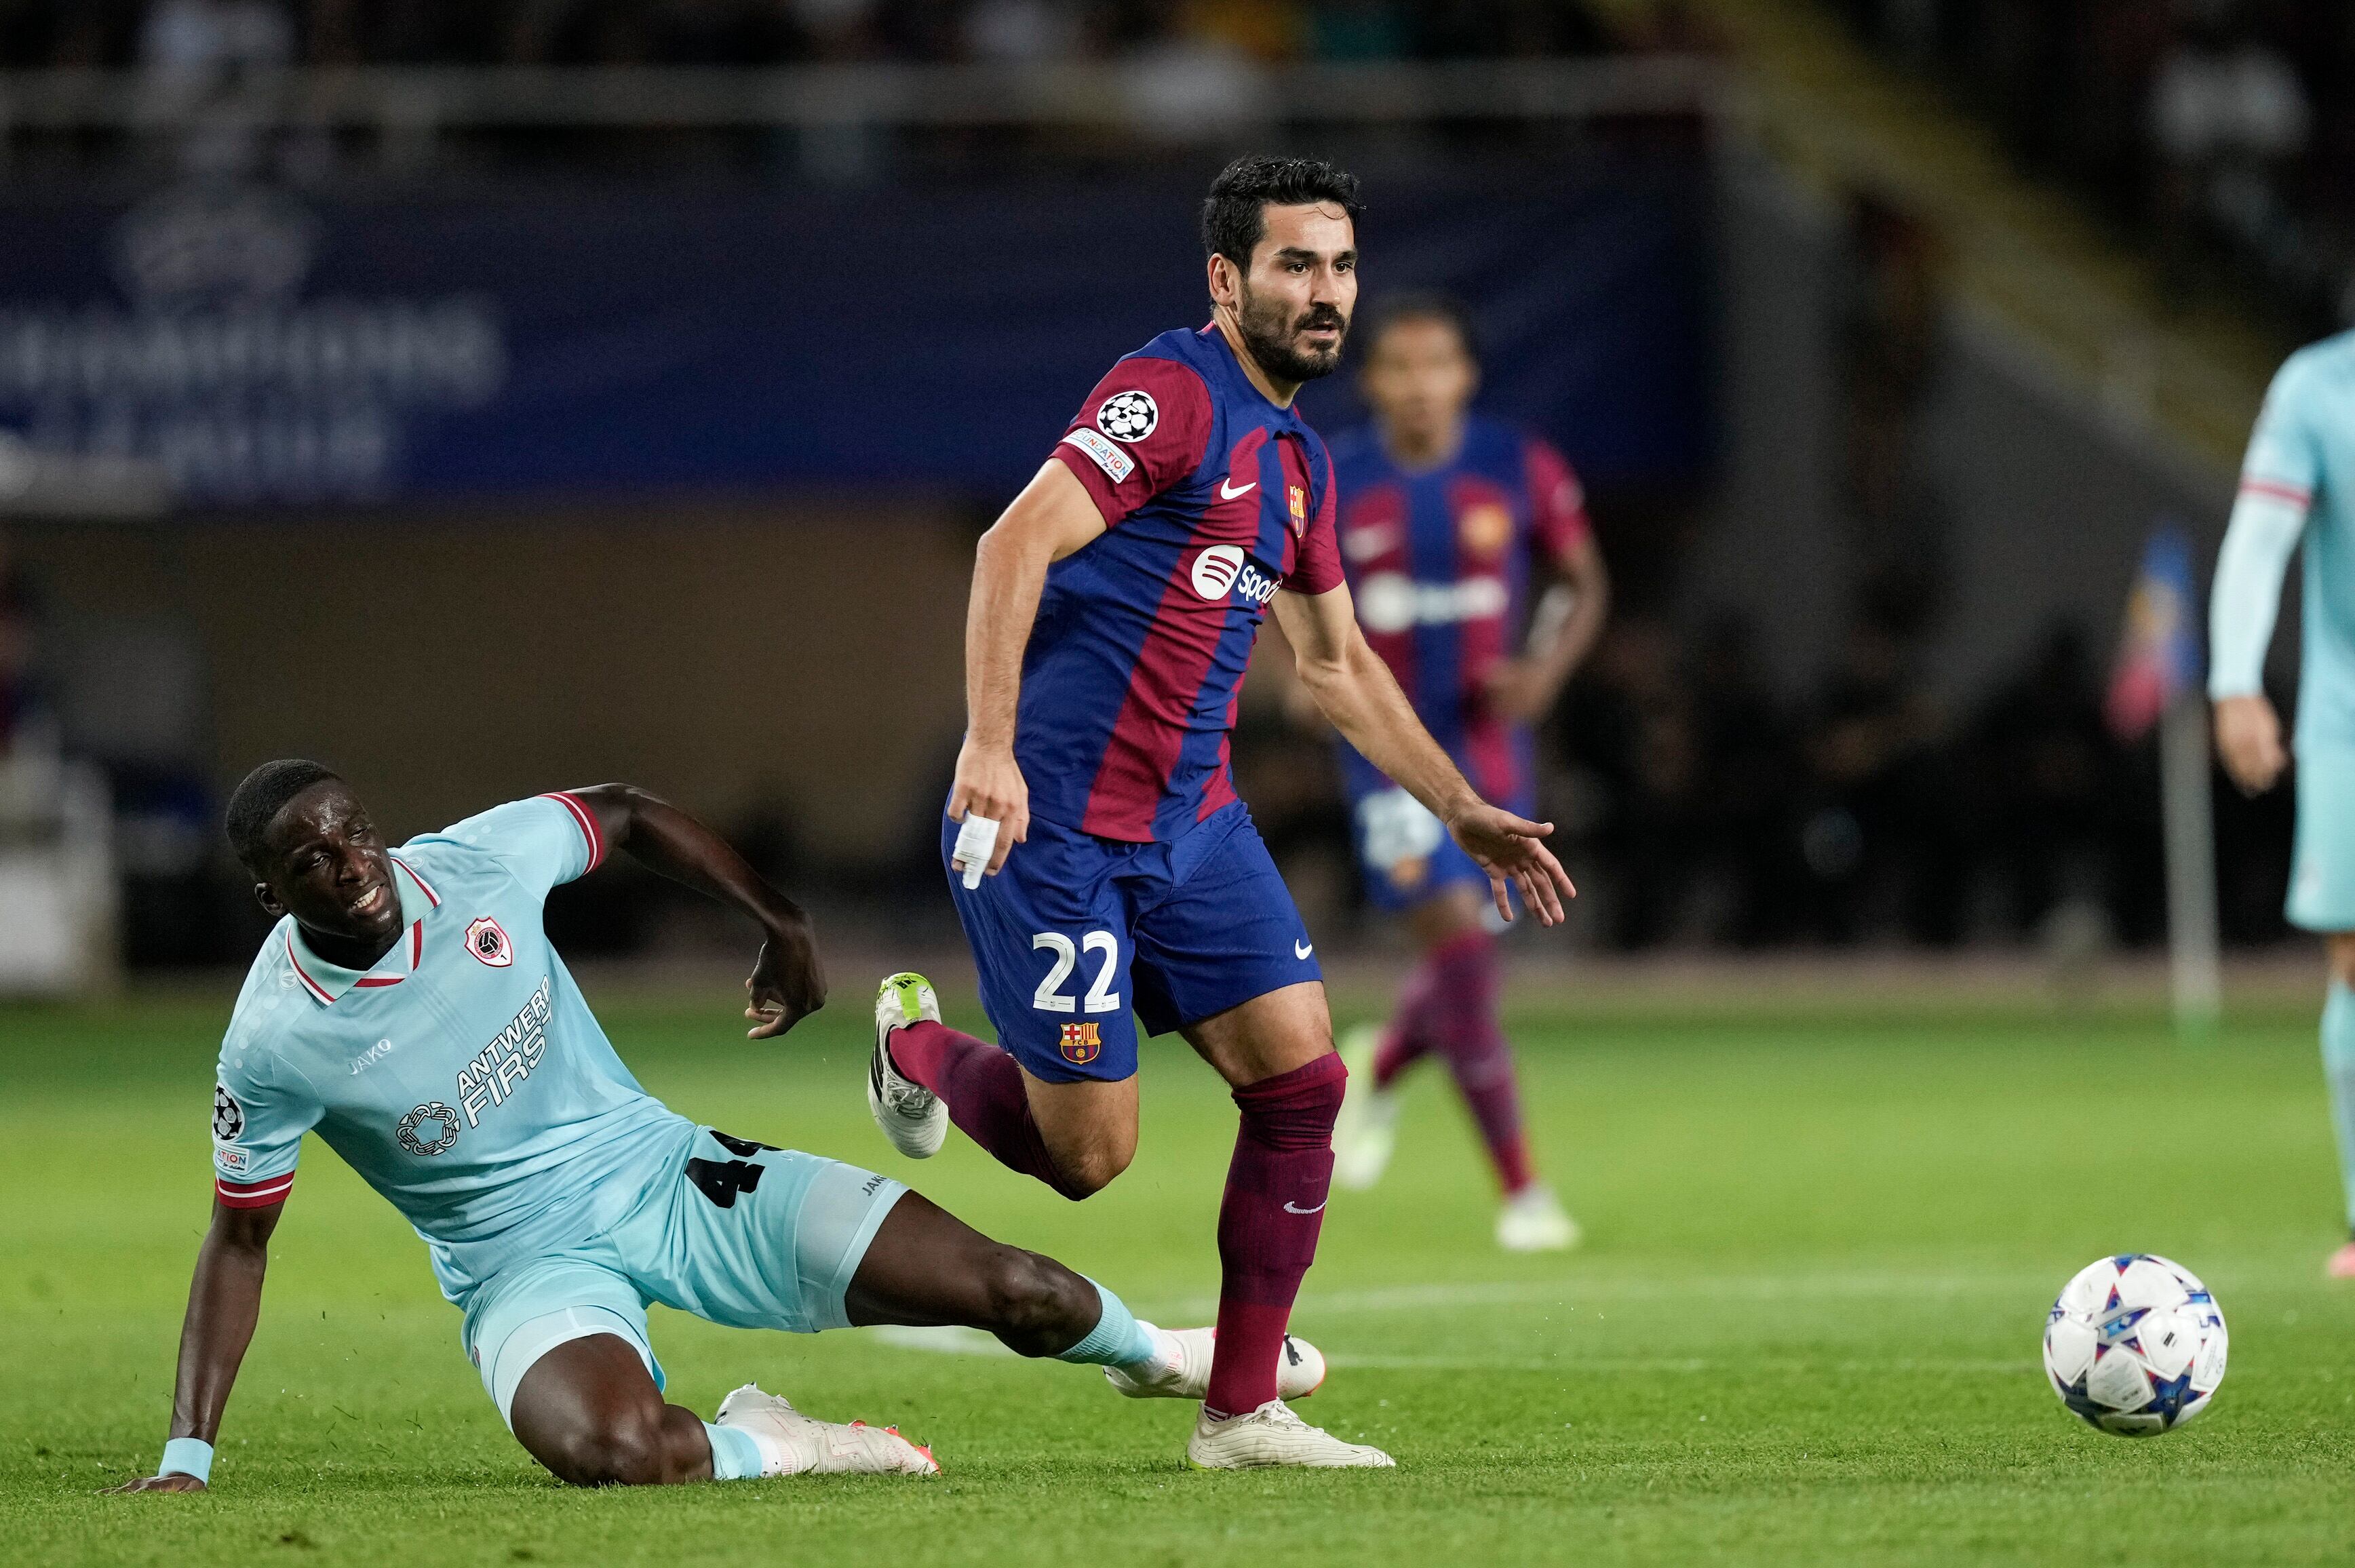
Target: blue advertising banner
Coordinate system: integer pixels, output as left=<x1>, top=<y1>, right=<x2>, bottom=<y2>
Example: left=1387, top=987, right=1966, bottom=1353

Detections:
left=0, top=163, right=1709, bottom=508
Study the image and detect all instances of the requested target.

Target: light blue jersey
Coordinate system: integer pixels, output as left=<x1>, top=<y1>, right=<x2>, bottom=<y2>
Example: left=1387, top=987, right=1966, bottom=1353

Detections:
left=2227, top=333, right=2355, bottom=750
left=210, top=794, right=695, bottom=1301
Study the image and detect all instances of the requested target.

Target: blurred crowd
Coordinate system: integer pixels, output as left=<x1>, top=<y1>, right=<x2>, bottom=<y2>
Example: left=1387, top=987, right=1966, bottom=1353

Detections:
left=0, top=0, right=1621, bottom=69
left=1832, top=0, right=2355, bottom=330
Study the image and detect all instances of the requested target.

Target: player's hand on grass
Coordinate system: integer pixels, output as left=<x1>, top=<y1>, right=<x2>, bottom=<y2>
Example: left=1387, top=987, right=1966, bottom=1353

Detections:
left=948, top=738, right=1029, bottom=876
left=1447, top=802, right=1577, bottom=926
left=106, top=1472, right=206, bottom=1493
left=2214, top=694, right=2288, bottom=796
left=744, top=906, right=824, bottom=1038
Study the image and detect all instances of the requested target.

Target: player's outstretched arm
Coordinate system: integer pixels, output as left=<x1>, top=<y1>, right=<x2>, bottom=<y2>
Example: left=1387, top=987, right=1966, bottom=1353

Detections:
left=561, top=785, right=824, bottom=1038
left=950, top=460, right=1108, bottom=878
left=110, top=1199, right=281, bottom=1493
left=1274, top=583, right=1576, bottom=925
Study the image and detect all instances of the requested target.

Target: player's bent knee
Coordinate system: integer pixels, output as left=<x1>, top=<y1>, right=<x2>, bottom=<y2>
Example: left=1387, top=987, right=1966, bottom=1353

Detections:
left=977, top=1247, right=1094, bottom=1353
left=1048, top=1140, right=1132, bottom=1199
left=543, top=1408, right=676, bottom=1488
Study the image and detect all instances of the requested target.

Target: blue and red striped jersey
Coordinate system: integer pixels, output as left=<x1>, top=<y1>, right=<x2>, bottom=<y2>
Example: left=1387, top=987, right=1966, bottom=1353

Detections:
left=1029, top=324, right=1345, bottom=844
left=1327, top=415, right=1591, bottom=808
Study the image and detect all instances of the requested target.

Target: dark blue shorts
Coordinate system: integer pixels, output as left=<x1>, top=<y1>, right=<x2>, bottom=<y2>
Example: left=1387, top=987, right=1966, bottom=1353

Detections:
left=1339, top=742, right=1532, bottom=916
left=943, top=802, right=1321, bottom=1084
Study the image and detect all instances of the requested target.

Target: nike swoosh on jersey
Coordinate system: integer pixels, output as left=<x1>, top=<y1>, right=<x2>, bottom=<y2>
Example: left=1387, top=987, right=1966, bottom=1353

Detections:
left=1283, top=1199, right=1327, bottom=1215
left=1294, top=939, right=1314, bottom=959
left=1220, top=477, right=1258, bottom=499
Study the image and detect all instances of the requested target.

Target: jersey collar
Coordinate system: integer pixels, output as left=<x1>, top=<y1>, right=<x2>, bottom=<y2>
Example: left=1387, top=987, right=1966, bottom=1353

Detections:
left=283, top=854, right=441, bottom=1005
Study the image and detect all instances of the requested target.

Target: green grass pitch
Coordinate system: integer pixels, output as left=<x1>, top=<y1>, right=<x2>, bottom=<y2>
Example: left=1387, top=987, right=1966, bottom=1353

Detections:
left=6, top=979, right=2355, bottom=1565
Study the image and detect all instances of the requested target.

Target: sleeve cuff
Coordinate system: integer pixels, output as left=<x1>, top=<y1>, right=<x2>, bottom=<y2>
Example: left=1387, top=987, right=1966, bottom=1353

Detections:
left=541, top=791, right=607, bottom=871
left=1047, top=448, right=1127, bottom=527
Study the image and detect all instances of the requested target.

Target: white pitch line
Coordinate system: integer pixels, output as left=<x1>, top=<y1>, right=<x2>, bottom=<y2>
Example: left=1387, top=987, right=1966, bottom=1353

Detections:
left=868, top=1324, right=1017, bottom=1356
left=1138, top=1273, right=2058, bottom=1320
left=859, top=1332, right=2040, bottom=1377
left=1325, top=1354, right=2040, bottom=1375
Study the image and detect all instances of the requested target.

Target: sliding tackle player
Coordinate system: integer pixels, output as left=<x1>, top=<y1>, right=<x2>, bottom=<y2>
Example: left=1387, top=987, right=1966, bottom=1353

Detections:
left=114, top=762, right=1226, bottom=1491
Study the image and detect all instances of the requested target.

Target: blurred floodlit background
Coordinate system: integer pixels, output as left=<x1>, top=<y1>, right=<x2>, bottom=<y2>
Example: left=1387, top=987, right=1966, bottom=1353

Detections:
left=0, top=0, right=2340, bottom=993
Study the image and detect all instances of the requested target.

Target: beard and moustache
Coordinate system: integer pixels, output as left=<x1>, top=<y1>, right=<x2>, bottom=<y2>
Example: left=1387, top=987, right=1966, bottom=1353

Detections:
left=1234, top=282, right=1350, bottom=384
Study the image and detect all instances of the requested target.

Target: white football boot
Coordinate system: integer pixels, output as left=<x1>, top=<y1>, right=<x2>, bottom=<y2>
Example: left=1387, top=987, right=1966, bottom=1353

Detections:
left=1104, top=1325, right=1327, bottom=1402
left=868, top=972, right=948, bottom=1159
left=1331, top=1025, right=1400, bottom=1190
left=1496, top=1182, right=1580, bottom=1253
left=1186, top=1400, right=1394, bottom=1470
left=714, top=1385, right=939, bottom=1476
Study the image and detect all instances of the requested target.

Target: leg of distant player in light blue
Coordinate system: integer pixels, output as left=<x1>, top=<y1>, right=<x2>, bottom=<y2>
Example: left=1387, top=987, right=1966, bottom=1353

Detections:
left=2322, top=941, right=2355, bottom=1276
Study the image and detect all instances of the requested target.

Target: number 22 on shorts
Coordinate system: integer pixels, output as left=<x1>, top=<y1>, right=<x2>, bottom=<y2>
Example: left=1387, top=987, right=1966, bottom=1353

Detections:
left=1032, top=930, right=1121, bottom=1015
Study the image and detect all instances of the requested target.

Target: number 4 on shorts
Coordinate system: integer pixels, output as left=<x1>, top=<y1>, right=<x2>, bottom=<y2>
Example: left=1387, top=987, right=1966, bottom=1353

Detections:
left=1032, top=930, right=1121, bottom=1015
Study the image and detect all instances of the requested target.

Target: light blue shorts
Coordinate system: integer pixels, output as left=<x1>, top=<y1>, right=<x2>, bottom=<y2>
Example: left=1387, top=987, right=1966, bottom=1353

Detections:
left=459, top=1129, right=907, bottom=1427
left=2291, top=745, right=2355, bottom=932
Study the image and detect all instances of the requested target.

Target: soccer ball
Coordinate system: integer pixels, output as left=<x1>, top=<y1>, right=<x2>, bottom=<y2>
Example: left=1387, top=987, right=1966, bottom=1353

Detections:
left=2042, top=1254, right=2227, bottom=1436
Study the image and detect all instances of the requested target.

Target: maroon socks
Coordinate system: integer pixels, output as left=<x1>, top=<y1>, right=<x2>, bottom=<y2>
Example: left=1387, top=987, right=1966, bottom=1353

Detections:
left=1203, top=1053, right=1346, bottom=1417
left=1375, top=929, right=1534, bottom=1196
left=887, top=1020, right=1091, bottom=1200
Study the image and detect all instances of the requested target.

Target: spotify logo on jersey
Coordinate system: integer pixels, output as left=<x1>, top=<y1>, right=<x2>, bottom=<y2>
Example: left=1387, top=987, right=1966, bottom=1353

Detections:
left=1190, top=545, right=1245, bottom=600
left=1190, top=545, right=1282, bottom=606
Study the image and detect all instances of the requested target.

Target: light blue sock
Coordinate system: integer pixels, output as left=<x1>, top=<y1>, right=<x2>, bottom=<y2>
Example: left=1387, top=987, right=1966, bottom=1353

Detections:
left=1055, top=1278, right=1162, bottom=1370
left=2324, top=983, right=2355, bottom=1233
left=703, top=1421, right=763, bottom=1481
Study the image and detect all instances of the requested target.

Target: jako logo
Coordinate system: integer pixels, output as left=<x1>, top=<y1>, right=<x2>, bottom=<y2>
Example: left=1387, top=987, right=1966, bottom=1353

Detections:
left=1190, top=546, right=1283, bottom=606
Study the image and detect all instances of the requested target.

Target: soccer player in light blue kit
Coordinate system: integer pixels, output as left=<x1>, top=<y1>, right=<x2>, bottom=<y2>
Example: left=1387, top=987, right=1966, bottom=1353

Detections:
left=114, top=762, right=1229, bottom=1493
left=2211, top=333, right=2355, bottom=1280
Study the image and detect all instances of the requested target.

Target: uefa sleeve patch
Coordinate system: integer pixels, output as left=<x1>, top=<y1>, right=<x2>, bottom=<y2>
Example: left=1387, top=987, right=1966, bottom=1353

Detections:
left=213, top=1082, right=246, bottom=1141
left=1060, top=428, right=1135, bottom=484
left=1095, top=389, right=1159, bottom=443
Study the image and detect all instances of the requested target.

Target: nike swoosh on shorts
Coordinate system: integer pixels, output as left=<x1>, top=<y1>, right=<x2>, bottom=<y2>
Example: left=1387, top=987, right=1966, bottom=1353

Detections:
left=1294, top=940, right=1314, bottom=959
left=1284, top=1200, right=1327, bottom=1215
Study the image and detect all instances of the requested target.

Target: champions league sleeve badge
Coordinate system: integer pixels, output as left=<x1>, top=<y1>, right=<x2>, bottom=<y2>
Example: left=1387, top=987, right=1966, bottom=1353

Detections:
left=1096, top=389, right=1159, bottom=443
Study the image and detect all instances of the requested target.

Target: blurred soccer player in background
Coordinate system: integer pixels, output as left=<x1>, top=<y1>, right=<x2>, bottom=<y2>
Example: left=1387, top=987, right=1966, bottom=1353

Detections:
left=1323, top=295, right=1610, bottom=1252
left=2209, top=332, right=2355, bottom=1280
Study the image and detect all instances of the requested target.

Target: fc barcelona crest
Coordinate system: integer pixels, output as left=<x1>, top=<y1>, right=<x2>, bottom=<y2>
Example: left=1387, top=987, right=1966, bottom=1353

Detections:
left=1287, top=484, right=1308, bottom=535
left=1059, top=1021, right=1102, bottom=1065
left=465, top=916, right=513, bottom=968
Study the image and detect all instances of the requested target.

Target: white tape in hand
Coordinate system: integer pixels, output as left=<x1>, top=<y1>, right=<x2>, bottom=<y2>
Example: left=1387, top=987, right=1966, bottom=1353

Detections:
left=953, top=815, right=1001, bottom=889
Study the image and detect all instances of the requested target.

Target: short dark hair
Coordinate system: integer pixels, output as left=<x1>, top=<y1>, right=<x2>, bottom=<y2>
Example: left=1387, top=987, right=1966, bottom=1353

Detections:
left=1201, top=155, right=1363, bottom=271
left=226, top=759, right=341, bottom=874
left=1359, top=291, right=1481, bottom=366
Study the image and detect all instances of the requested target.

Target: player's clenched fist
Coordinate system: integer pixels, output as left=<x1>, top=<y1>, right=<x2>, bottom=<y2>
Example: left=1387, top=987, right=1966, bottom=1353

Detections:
left=947, top=738, right=1029, bottom=876
left=2214, top=694, right=2288, bottom=796
left=743, top=905, right=824, bottom=1038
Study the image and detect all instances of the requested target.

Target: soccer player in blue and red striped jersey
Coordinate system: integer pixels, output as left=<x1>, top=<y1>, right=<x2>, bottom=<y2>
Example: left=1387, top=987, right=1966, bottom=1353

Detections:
left=1325, top=295, right=1610, bottom=1253
left=867, top=156, right=1576, bottom=1469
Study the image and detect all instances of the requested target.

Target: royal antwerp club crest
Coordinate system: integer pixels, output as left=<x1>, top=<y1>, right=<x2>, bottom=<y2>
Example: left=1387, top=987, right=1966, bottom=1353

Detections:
left=1059, top=1021, right=1102, bottom=1065
left=464, top=916, right=513, bottom=968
